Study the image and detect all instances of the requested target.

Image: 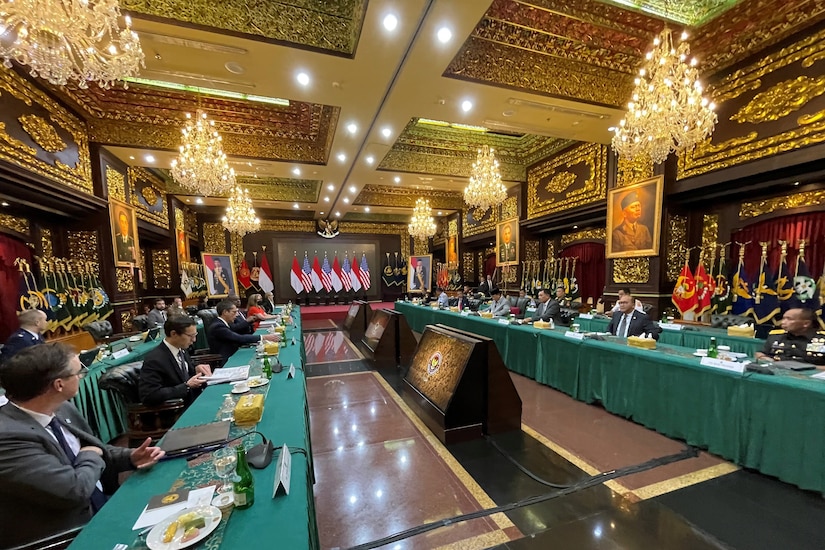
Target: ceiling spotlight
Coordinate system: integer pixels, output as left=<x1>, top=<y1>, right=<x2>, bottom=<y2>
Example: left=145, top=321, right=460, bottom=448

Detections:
left=349, top=185, right=356, bottom=193
left=293, top=203, right=299, bottom=209
left=437, top=27, right=452, bottom=43
left=337, top=153, right=346, bottom=162
left=381, top=127, right=392, bottom=138
left=296, top=72, right=310, bottom=86
left=145, top=154, right=155, bottom=163
left=128, top=155, right=135, bottom=160
left=335, top=211, right=341, bottom=217
left=320, top=211, right=325, bottom=215
left=343, top=197, right=350, bottom=203
left=364, top=207, right=370, bottom=212
left=346, top=123, right=357, bottom=134
left=327, top=184, right=334, bottom=191
left=324, top=197, right=330, bottom=202
left=461, top=100, right=473, bottom=112
left=394, top=176, right=400, bottom=183
left=292, top=167, right=301, bottom=176
left=185, top=198, right=190, bottom=203
left=195, top=197, right=204, bottom=205
left=365, top=155, right=374, bottom=164
left=383, top=14, right=398, bottom=31
left=573, top=225, right=578, bottom=229
left=794, top=181, right=800, bottom=186
left=1, top=201, right=9, bottom=207
left=437, top=211, right=443, bottom=215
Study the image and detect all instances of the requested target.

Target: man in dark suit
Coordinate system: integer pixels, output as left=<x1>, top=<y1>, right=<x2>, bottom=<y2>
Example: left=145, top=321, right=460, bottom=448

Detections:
left=139, top=316, right=212, bottom=407
left=478, top=275, right=493, bottom=296
left=1, top=309, right=47, bottom=363
left=607, top=293, right=661, bottom=339
left=208, top=300, right=280, bottom=364
left=529, top=289, right=561, bottom=324
left=0, top=343, right=164, bottom=549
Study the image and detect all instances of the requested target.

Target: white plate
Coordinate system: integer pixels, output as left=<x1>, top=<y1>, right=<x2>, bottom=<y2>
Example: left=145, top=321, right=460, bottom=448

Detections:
left=231, top=387, right=250, bottom=394
left=693, top=352, right=708, bottom=357
left=146, top=505, right=221, bottom=550
left=129, top=335, right=142, bottom=342
left=248, top=378, right=270, bottom=388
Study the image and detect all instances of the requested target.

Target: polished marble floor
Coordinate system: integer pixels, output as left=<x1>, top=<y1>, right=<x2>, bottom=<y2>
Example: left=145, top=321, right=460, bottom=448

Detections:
left=305, top=329, right=825, bottom=550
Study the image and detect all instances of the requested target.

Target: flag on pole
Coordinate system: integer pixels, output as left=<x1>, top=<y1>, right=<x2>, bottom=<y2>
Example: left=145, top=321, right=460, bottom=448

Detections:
left=382, top=253, right=394, bottom=288
left=290, top=255, right=304, bottom=294
left=330, top=255, right=344, bottom=292
left=320, top=254, right=333, bottom=292
left=238, top=257, right=252, bottom=290
left=259, top=253, right=274, bottom=294
left=711, top=249, right=732, bottom=314
left=790, top=244, right=818, bottom=311
left=775, top=245, right=795, bottom=314
left=358, top=253, right=371, bottom=290
left=341, top=254, right=353, bottom=291
left=301, top=254, right=313, bottom=292
left=752, top=248, right=779, bottom=324
left=817, top=258, right=825, bottom=328
left=311, top=254, right=324, bottom=292
left=351, top=253, right=363, bottom=292
left=731, top=249, right=755, bottom=317
left=672, top=260, right=698, bottom=315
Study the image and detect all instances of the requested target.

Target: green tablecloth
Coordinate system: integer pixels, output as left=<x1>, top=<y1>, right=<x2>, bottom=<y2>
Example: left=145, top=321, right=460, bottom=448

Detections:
left=394, top=302, right=825, bottom=493
left=70, top=309, right=319, bottom=550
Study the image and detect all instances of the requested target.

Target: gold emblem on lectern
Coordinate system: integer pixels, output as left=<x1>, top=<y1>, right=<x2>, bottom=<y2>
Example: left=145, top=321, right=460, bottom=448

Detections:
left=427, top=351, right=443, bottom=376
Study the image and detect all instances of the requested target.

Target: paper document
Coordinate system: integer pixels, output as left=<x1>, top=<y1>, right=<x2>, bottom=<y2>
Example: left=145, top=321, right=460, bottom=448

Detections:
left=809, top=370, right=825, bottom=380
left=203, top=366, right=249, bottom=385
left=132, top=486, right=216, bottom=530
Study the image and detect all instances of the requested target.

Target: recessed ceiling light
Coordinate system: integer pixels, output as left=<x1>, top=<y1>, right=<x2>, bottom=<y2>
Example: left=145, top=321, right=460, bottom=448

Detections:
left=437, top=27, right=452, bottom=43
left=296, top=72, right=310, bottom=86
left=327, top=184, right=334, bottom=191
left=324, top=197, right=330, bottom=202
left=437, top=211, right=443, bottom=215
left=489, top=242, right=493, bottom=246
left=195, top=197, right=204, bottom=205
left=349, top=186, right=356, bottom=193
left=461, top=100, right=473, bottom=112
left=185, top=198, right=190, bottom=203
left=145, top=154, right=155, bottom=163
left=364, top=207, right=370, bottom=212
left=293, top=203, right=299, bottom=209
left=343, top=197, right=350, bottom=203
left=365, top=155, right=374, bottom=164
left=320, top=211, right=325, bottom=215
left=394, top=176, right=400, bottom=183
left=346, top=123, right=357, bottom=134
left=335, top=211, right=341, bottom=217
left=337, top=153, right=346, bottom=162
left=573, top=225, right=578, bottom=229
left=292, top=167, right=301, bottom=176
left=794, top=181, right=800, bottom=186
left=381, top=127, right=392, bottom=138
left=383, top=14, right=398, bottom=31
left=128, top=155, right=135, bottom=160
left=608, top=126, right=616, bottom=132
left=224, top=61, right=245, bottom=75
left=1, top=201, right=9, bottom=207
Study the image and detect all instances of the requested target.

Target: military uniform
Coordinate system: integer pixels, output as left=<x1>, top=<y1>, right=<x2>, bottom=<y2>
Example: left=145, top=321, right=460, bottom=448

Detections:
left=761, top=328, right=825, bottom=365
left=0, top=329, right=43, bottom=362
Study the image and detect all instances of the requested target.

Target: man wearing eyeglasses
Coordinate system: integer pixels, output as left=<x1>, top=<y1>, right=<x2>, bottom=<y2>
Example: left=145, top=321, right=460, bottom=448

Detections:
left=139, top=316, right=212, bottom=407
left=0, top=343, right=165, bottom=549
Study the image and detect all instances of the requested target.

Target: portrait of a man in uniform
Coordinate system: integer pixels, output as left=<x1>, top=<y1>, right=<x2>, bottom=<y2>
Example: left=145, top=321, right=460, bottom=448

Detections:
left=606, top=175, right=662, bottom=259
left=109, top=199, right=140, bottom=267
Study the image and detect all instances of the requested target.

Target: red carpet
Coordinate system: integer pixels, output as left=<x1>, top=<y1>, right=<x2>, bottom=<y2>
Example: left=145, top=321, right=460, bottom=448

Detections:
left=300, top=302, right=396, bottom=322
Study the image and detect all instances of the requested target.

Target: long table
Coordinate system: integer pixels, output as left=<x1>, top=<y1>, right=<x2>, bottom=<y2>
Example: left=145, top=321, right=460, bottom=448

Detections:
left=70, top=308, right=319, bottom=549
left=575, top=315, right=764, bottom=355
left=395, top=302, right=825, bottom=494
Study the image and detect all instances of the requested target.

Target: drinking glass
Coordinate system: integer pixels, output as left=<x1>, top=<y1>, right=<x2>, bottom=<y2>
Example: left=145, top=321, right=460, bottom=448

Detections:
left=212, top=447, right=237, bottom=494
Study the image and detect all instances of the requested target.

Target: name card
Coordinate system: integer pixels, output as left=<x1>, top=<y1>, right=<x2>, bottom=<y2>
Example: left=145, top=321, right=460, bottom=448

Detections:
left=272, top=444, right=291, bottom=497
left=659, top=322, right=683, bottom=331
left=111, top=348, right=130, bottom=360
left=564, top=331, right=585, bottom=340
left=700, top=356, right=745, bottom=373
left=460, top=310, right=471, bottom=316
left=578, top=313, right=594, bottom=319
left=526, top=307, right=537, bottom=313
left=288, top=363, right=296, bottom=379
left=498, top=318, right=511, bottom=325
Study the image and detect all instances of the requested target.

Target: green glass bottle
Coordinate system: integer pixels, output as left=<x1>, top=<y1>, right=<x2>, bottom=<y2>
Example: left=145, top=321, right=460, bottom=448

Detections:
left=233, top=445, right=255, bottom=509
left=708, top=337, right=718, bottom=358
left=263, top=356, right=272, bottom=379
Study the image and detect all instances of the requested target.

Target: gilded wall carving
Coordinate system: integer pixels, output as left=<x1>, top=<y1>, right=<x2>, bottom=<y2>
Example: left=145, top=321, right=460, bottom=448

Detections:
left=413, top=237, right=429, bottom=256
left=527, top=143, right=608, bottom=219
left=666, top=214, right=689, bottom=281
left=464, top=204, right=499, bottom=237
left=165, top=176, right=321, bottom=203
left=547, top=241, right=555, bottom=260
left=121, top=0, right=366, bottom=55
left=354, top=185, right=464, bottom=210
left=0, top=67, right=93, bottom=194
left=740, top=189, right=825, bottom=219
left=463, top=252, right=474, bottom=280
left=67, top=231, right=98, bottom=264
left=616, top=155, right=654, bottom=188
left=502, top=196, right=518, bottom=221
left=229, top=233, right=244, bottom=271
left=121, top=311, right=133, bottom=332
left=561, top=228, right=607, bottom=247
left=106, top=166, right=126, bottom=202
left=702, top=214, right=720, bottom=269
left=137, top=247, right=147, bottom=290
left=116, top=267, right=134, bottom=293
left=41, top=228, right=53, bottom=257
left=152, top=249, right=171, bottom=289
left=0, top=213, right=30, bottom=235
left=129, top=167, right=169, bottom=229
left=203, top=223, right=227, bottom=254
left=613, top=258, right=651, bottom=283
left=679, top=28, right=825, bottom=180
left=525, top=240, right=540, bottom=261
left=448, top=219, right=458, bottom=238
left=174, top=208, right=185, bottom=231
left=184, top=208, right=198, bottom=235
left=477, top=252, right=484, bottom=278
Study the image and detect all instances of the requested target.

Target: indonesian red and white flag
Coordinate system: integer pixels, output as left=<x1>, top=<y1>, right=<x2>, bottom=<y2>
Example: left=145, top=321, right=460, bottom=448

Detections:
left=311, top=254, right=324, bottom=292
left=290, top=254, right=304, bottom=294
left=259, top=252, right=275, bottom=294
left=330, top=255, right=344, bottom=292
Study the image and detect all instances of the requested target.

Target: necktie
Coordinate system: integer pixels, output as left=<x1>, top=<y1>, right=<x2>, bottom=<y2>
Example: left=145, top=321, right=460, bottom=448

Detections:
left=161, top=311, right=167, bottom=321
left=617, top=314, right=629, bottom=338
left=178, top=350, right=189, bottom=379
left=48, top=417, right=107, bottom=513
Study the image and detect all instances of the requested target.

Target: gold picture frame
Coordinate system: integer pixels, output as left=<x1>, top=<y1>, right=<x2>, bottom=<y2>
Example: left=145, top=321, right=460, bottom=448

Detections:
left=496, top=217, right=519, bottom=267
left=109, top=198, right=140, bottom=267
left=446, top=235, right=458, bottom=270
left=606, top=175, right=663, bottom=259
left=201, top=253, right=237, bottom=298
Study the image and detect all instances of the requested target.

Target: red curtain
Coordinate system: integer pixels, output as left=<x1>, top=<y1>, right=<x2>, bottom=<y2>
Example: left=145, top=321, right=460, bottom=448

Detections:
left=0, top=233, right=32, bottom=341
left=731, top=211, right=825, bottom=282
left=560, top=242, right=605, bottom=305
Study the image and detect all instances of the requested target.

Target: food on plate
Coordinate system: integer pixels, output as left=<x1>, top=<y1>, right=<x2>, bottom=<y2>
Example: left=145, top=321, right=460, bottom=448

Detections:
left=162, top=520, right=179, bottom=543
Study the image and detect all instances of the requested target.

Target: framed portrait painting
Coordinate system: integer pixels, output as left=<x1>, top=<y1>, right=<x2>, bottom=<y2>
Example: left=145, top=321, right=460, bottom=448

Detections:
left=606, top=175, right=663, bottom=259
left=407, top=254, right=433, bottom=293
left=176, top=229, right=189, bottom=266
left=496, top=217, right=519, bottom=267
left=446, top=235, right=458, bottom=270
left=201, top=253, right=237, bottom=298
left=109, top=198, right=140, bottom=267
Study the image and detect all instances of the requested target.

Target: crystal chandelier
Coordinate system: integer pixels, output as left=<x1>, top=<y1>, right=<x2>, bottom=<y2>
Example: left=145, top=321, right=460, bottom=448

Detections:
left=0, top=0, right=144, bottom=89
left=171, top=110, right=236, bottom=197
left=222, top=186, right=260, bottom=236
left=611, top=28, right=717, bottom=164
left=408, top=198, right=436, bottom=240
left=465, top=145, right=506, bottom=213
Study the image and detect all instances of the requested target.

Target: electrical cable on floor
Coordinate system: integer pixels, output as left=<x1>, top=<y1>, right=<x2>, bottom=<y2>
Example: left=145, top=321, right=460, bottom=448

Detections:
left=483, top=434, right=575, bottom=489
left=344, top=445, right=699, bottom=550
